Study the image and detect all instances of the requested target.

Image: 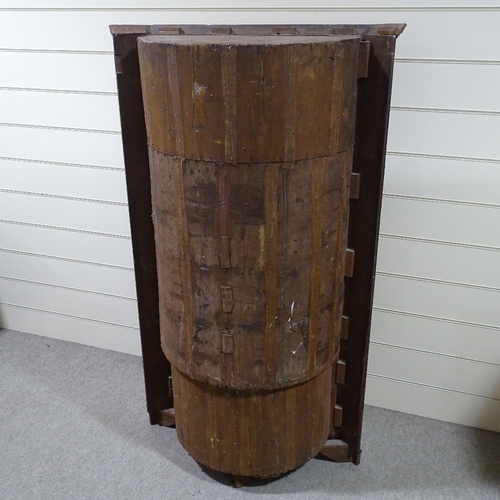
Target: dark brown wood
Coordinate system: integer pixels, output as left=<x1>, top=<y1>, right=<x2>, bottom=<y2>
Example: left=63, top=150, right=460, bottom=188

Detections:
left=140, top=34, right=358, bottom=478
left=336, top=360, right=347, bottom=384
left=336, top=33, right=401, bottom=465
left=231, top=475, right=252, bottom=488
left=138, top=35, right=359, bottom=163
left=344, top=248, right=355, bottom=278
left=320, top=439, right=350, bottom=462
left=111, top=29, right=172, bottom=425
left=110, top=23, right=404, bottom=471
left=334, top=404, right=344, bottom=427
left=172, top=365, right=332, bottom=477
left=159, top=408, right=176, bottom=427
left=350, top=172, right=361, bottom=199
left=341, top=315, right=350, bottom=340
left=140, top=36, right=358, bottom=391
left=357, top=41, right=371, bottom=78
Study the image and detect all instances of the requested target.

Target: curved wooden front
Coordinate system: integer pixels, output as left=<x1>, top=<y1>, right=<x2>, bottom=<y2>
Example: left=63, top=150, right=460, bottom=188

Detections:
left=172, top=364, right=332, bottom=478
left=139, top=35, right=358, bottom=393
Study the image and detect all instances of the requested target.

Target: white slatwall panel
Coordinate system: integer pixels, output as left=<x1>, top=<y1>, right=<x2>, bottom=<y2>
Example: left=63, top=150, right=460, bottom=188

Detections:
left=0, top=90, right=120, bottom=131
left=0, top=158, right=128, bottom=201
left=0, top=2, right=499, bottom=432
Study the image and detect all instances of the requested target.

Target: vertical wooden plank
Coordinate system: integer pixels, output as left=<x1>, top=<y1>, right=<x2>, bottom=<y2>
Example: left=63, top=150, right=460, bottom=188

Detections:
left=264, top=163, right=280, bottom=386
left=336, top=33, right=399, bottom=464
left=111, top=28, right=172, bottom=425
left=306, top=159, right=325, bottom=376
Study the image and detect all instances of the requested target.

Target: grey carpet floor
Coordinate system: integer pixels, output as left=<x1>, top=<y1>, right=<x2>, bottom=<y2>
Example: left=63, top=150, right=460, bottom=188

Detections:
left=1, top=329, right=499, bottom=500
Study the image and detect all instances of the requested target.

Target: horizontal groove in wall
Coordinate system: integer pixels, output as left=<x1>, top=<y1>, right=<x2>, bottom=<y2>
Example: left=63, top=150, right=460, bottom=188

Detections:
left=374, top=306, right=500, bottom=332
left=0, top=47, right=112, bottom=55
left=0, top=247, right=133, bottom=271
left=370, top=340, right=500, bottom=368
left=0, top=218, right=131, bottom=240
left=391, top=105, right=500, bottom=117
left=1, top=6, right=499, bottom=12
left=0, top=275, right=136, bottom=301
left=1, top=55, right=498, bottom=70
left=0, top=301, right=139, bottom=330
left=0, top=86, right=117, bottom=96
left=0, top=188, right=127, bottom=207
left=396, top=57, right=500, bottom=65
left=376, top=270, right=500, bottom=294
left=0, top=155, right=123, bottom=172
left=0, top=121, right=120, bottom=135
left=383, top=193, right=500, bottom=210
left=367, top=373, right=500, bottom=403
left=380, top=233, right=500, bottom=253
left=387, top=150, right=500, bottom=165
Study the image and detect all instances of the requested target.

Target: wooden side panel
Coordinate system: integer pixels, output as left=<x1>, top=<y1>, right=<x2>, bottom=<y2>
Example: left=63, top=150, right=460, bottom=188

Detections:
left=112, top=31, right=172, bottom=424
left=335, top=34, right=399, bottom=463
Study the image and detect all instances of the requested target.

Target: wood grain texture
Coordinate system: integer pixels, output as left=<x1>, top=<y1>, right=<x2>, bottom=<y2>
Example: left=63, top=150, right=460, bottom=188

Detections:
left=138, top=35, right=359, bottom=163
left=172, top=364, right=332, bottom=478
left=141, top=34, right=359, bottom=476
left=143, top=36, right=357, bottom=393
left=149, top=153, right=354, bottom=391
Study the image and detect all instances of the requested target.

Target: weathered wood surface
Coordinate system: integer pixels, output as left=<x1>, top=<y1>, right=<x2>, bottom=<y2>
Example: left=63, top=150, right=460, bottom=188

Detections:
left=172, top=365, right=332, bottom=477
left=139, top=35, right=358, bottom=162
left=139, top=35, right=358, bottom=392
left=335, top=33, right=400, bottom=465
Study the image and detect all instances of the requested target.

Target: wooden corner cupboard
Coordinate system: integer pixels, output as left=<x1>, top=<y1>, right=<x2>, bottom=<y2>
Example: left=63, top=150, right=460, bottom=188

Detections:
left=111, top=23, right=405, bottom=486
